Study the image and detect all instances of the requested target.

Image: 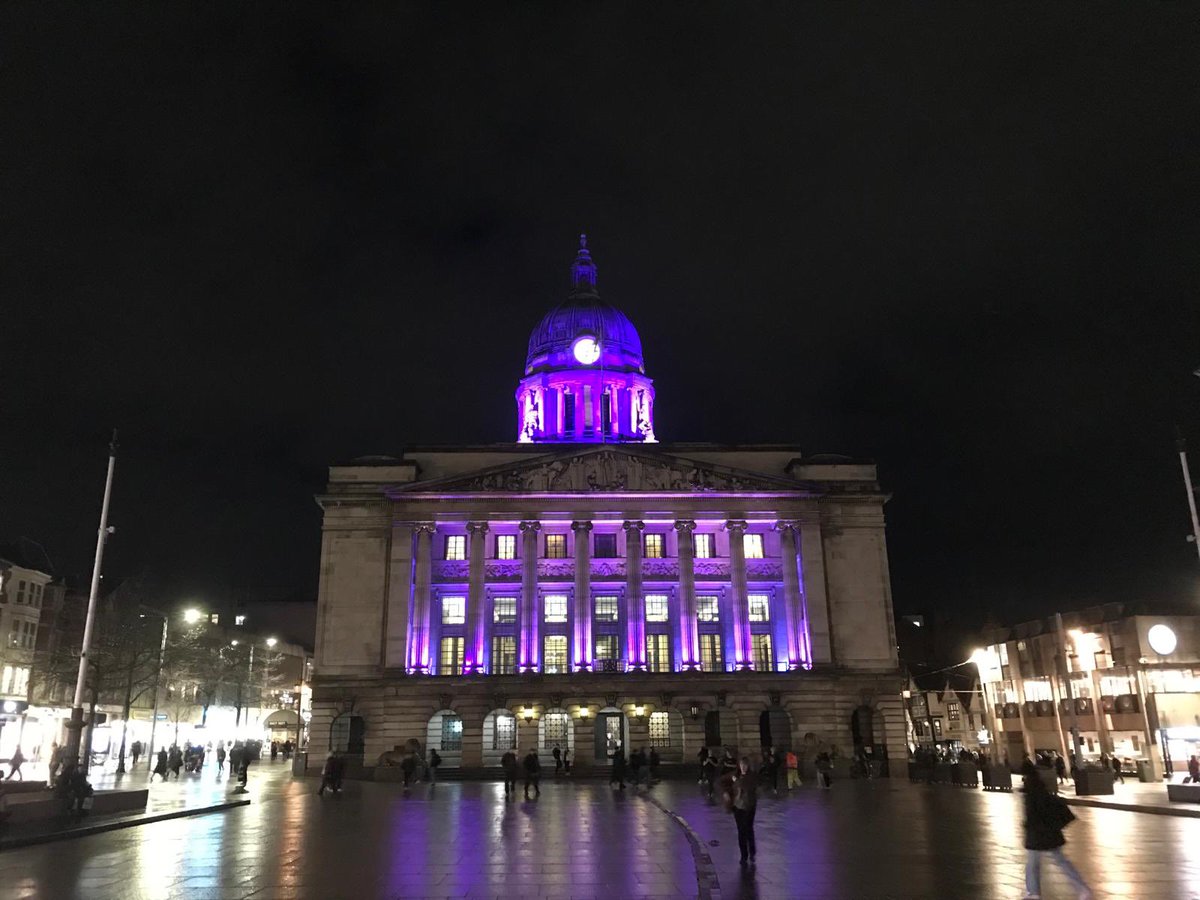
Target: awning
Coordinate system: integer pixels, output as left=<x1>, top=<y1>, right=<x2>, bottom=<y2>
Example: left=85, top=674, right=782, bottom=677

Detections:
left=263, top=710, right=301, bottom=728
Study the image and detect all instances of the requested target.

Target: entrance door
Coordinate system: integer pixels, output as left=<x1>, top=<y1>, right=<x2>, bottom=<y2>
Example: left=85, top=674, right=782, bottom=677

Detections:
left=595, top=712, right=625, bottom=760
left=759, top=708, right=792, bottom=751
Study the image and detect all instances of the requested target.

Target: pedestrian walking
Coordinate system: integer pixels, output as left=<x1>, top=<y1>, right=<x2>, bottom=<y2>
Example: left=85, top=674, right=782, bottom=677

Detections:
left=719, top=748, right=738, bottom=780
left=815, top=750, right=833, bottom=789
left=428, top=748, right=441, bottom=783
left=501, top=749, right=519, bottom=798
left=697, top=746, right=710, bottom=784
left=1109, top=754, right=1124, bottom=784
left=1054, top=753, right=1067, bottom=786
left=216, top=742, right=227, bottom=774
left=723, top=757, right=758, bottom=866
left=523, top=748, right=541, bottom=799
left=702, top=753, right=719, bottom=798
left=318, top=751, right=346, bottom=796
left=400, top=751, right=417, bottom=789
left=649, top=747, right=660, bottom=782
left=270, top=741, right=279, bottom=762
left=785, top=749, right=801, bottom=789
left=168, top=745, right=183, bottom=780
left=1021, top=765, right=1093, bottom=899
left=552, top=743, right=562, bottom=776
left=1187, top=755, right=1200, bottom=784
left=563, top=748, right=572, bottom=775
left=5, top=746, right=25, bottom=781
left=152, top=749, right=169, bottom=782
left=610, top=748, right=627, bottom=790
left=130, top=740, right=142, bottom=770
left=47, top=741, right=63, bottom=788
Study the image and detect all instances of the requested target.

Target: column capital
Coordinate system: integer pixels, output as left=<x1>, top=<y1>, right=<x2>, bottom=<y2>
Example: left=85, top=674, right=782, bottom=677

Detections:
left=623, top=520, right=645, bottom=533
left=466, top=521, right=490, bottom=535
left=724, top=519, right=748, bottom=535
left=571, top=520, right=593, bottom=534
left=673, top=519, right=697, bottom=533
left=773, top=520, right=801, bottom=534
left=519, top=520, right=542, bottom=534
left=414, top=522, right=437, bottom=536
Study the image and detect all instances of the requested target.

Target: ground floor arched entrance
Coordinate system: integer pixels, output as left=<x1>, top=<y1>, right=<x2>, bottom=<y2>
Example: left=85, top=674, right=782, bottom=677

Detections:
left=595, top=707, right=628, bottom=761
left=482, top=709, right=518, bottom=768
left=759, top=707, right=793, bottom=751
left=426, top=709, right=463, bottom=768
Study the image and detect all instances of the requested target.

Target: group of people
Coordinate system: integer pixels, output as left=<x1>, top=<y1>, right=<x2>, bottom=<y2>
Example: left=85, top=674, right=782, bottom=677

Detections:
left=607, top=745, right=661, bottom=789
left=268, top=739, right=295, bottom=762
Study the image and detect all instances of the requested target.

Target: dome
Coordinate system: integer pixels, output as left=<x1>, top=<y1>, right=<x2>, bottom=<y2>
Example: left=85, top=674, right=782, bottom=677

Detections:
left=524, top=236, right=645, bottom=375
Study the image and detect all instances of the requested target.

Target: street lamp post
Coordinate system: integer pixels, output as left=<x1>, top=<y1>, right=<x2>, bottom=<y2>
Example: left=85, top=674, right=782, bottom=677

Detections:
left=144, top=610, right=170, bottom=766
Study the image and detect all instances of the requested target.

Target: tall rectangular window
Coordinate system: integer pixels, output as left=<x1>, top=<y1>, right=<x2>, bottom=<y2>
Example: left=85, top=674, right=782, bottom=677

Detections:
left=743, top=533, right=764, bottom=559
left=438, top=636, right=464, bottom=675
left=496, top=534, right=517, bottom=560
left=648, top=711, right=671, bottom=747
left=15, top=582, right=25, bottom=604
left=543, top=712, right=569, bottom=747
left=445, top=535, right=466, bottom=560
left=441, top=595, right=466, bottom=625
left=699, top=633, right=723, bottom=672
left=645, top=594, right=669, bottom=622
left=493, top=597, right=516, bottom=624
left=697, top=595, right=720, bottom=623
left=751, top=634, right=773, bottom=671
left=594, top=533, right=617, bottom=558
left=493, top=713, right=516, bottom=750
left=491, top=636, right=516, bottom=674
left=644, top=533, right=665, bottom=558
left=544, top=594, right=568, bottom=623
left=563, top=393, right=576, bottom=433
left=646, top=633, right=671, bottom=673
left=748, top=593, right=771, bottom=622
left=694, top=534, right=714, bottom=558
left=543, top=635, right=568, bottom=673
left=594, top=595, right=619, bottom=622
left=595, top=634, right=619, bottom=660
left=545, top=534, right=567, bottom=559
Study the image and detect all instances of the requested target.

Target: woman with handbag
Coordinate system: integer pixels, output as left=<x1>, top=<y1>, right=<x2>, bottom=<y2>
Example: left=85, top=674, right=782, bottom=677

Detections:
left=1022, top=765, right=1093, bottom=899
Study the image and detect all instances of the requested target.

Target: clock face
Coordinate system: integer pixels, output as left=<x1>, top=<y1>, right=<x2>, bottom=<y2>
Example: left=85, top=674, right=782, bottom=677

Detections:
left=572, top=335, right=601, bottom=365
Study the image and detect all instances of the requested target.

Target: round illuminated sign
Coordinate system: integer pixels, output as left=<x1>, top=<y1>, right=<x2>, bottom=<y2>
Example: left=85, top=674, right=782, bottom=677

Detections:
left=1, top=700, right=16, bottom=714
left=1147, top=623, right=1177, bottom=656
left=572, top=335, right=600, bottom=365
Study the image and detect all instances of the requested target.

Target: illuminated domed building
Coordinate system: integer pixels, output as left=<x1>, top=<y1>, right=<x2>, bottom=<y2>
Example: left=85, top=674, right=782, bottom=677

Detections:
left=310, top=237, right=904, bottom=775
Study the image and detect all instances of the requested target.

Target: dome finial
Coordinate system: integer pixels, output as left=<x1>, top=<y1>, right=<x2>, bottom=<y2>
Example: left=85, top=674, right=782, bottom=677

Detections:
left=571, top=232, right=598, bottom=294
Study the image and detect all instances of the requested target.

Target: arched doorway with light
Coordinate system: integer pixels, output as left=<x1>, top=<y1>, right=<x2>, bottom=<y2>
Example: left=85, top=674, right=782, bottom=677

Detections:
left=482, top=709, right=518, bottom=768
left=595, top=706, right=628, bottom=761
left=426, top=709, right=463, bottom=769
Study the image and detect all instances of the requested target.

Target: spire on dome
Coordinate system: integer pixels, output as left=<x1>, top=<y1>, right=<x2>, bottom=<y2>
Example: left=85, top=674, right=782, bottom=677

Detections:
left=570, top=232, right=598, bottom=295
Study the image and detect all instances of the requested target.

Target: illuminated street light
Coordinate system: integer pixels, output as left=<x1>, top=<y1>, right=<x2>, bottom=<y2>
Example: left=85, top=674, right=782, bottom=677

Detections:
left=183, top=608, right=203, bottom=624
left=266, top=637, right=277, bottom=648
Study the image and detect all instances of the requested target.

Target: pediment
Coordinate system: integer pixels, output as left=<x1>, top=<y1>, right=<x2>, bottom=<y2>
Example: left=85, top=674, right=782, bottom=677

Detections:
left=391, top=447, right=802, bottom=494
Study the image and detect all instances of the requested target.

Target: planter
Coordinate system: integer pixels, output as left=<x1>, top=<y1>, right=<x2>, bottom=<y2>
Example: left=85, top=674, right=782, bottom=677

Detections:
left=982, top=765, right=1012, bottom=792
left=1074, top=768, right=1114, bottom=796
left=952, top=762, right=979, bottom=787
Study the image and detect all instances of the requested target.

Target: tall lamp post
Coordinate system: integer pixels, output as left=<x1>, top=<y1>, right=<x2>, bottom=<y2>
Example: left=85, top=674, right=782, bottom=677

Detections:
left=140, top=608, right=172, bottom=767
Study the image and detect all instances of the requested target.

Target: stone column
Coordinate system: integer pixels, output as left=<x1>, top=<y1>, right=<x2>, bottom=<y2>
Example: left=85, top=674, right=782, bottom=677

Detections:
left=465, top=521, right=489, bottom=674
left=572, top=521, right=593, bottom=671
left=623, top=520, right=645, bottom=670
left=519, top=521, right=541, bottom=672
left=384, top=522, right=415, bottom=670
left=775, top=521, right=804, bottom=670
left=675, top=519, right=699, bottom=670
left=726, top=520, right=752, bottom=670
left=798, top=515, right=833, bottom=664
left=408, top=523, right=436, bottom=673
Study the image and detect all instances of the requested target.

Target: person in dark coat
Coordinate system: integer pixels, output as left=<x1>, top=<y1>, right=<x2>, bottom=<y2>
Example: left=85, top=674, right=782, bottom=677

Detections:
left=216, top=742, right=227, bottom=774
left=428, top=748, right=441, bottom=784
left=130, top=740, right=142, bottom=770
left=501, top=749, right=519, bottom=798
left=1022, top=768, right=1092, bottom=899
left=552, top=744, right=562, bottom=776
left=522, top=749, right=541, bottom=799
left=648, top=747, right=660, bottom=782
left=317, top=751, right=345, bottom=796
left=697, top=746, right=710, bottom=784
left=701, top=753, right=719, bottom=798
left=152, top=748, right=169, bottom=781
left=724, top=757, right=759, bottom=865
left=1053, top=753, right=1067, bottom=785
left=1109, top=754, right=1124, bottom=784
left=610, top=748, right=627, bottom=790
left=167, top=745, right=183, bottom=780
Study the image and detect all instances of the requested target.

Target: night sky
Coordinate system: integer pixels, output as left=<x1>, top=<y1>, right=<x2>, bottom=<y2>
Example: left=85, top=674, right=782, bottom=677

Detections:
left=4, top=6, right=1200, bottom=646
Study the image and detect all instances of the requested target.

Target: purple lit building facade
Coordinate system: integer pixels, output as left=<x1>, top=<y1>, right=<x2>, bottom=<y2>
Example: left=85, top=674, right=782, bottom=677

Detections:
left=311, top=238, right=905, bottom=773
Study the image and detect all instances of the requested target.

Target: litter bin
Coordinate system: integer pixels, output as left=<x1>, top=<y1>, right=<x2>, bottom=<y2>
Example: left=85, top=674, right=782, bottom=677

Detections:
left=1136, top=758, right=1155, bottom=783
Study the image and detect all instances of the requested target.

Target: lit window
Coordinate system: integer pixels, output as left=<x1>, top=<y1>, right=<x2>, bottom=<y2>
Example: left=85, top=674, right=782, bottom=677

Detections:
left=646, top=633, right=671, bottom=672
left=210, top=614, right=219, bottom=624
left=697, top=595, right=719, bottom=623
left=493, top=713, right=516, bottom=750
left=16, top=582, right=25, bottom=604
left=594, top=533, right=617, bottom=558
left=748, top=593, right=770, bottom=622
left=594, top=595, right=619, bottom=622
left=947, top=702, right=961, bottom=721
left=441, top=714, right=463, bottom=750
left=644, top=534, right=665, bottom=559
left=493, top=597, right=516, bottom=624
left=743, top=534, right=764, bottom=559
left=235, top=615, right=246, bottom=626
left=752, top=634, right=773, bottom=671
left=441, top=595, right=466, bottom=625
left=542, top=712, right=569, bottom=747
left=496, top=535, right=517, bottom=560
left=445, top=535, right=466, bottom=560
left=648, top=711, right=671, bottom=747
left=544, top=594, right=568, bottom=623
left=645, top=594, right=669, bottom=622
left=595, top=634, right=619, bottom=660
left=545, top=534, right=567, bottom=559
left=438, top=637, right=464, bottom=675
left=543, top=635, right=568, bottom=673
left=491, top=636, right=516, bottom=674
left=694, top=534, right=714, bottom=558
left=699, top=634, right=723, bottom=672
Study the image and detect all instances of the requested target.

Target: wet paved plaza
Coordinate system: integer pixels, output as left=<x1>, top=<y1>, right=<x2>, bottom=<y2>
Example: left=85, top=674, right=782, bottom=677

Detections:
left=0, top=762, right=1197, bottom=899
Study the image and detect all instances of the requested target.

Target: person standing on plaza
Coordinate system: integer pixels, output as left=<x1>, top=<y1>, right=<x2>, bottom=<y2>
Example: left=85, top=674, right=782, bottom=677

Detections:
left=523, top=748, right=541, bottom=799
left=552, top=743, right=562, bottom=776
left=270, top=741, right=279, bottom=762
left=428, top=748, right=441, bottom=784
left=400, top=750, right=416, bottom=789
left=130, top=740, right=142, bottom=770
left=815, top=750, right=832, bottom=789
left=152, top=748, right=168, bottom=782
left=697, top=745, right=710, bottom=784
left=563, top=747, right=572, bottom=775
left=702, top=752, right=719, bottom=798
left=785, top=749, right=800, bottom=790
left=47, top=741, right=62, bottom=788
left=216, top=741, right=227, bottom=775
left=724, top=757, right=759, bottom=865
left=1186, top=755, right=1200, bottom=784
left=1022, top=766, right=1093, bottom=899
left=1053, top=753, right=1067, bottom=785
left=501, top=749, right=519, bottom=798
left=168, top=745, right=184, bottom=780
left=1109, top=754, right=1124, bottom=784
left=629, top=747, right=644, bottom=788
left=610, top=747, right=627, bottom=790
left=649, top=747, right=660, bottom=782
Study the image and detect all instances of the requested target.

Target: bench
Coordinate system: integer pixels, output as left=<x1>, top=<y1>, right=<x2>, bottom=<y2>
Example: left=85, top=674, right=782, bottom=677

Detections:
left=1, top=789, right=148, bottom=826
